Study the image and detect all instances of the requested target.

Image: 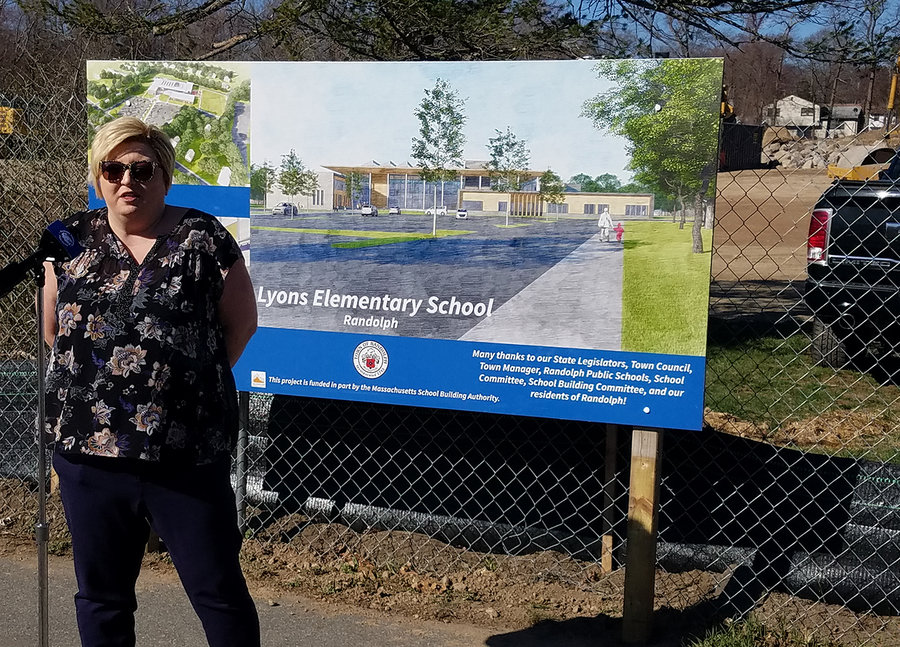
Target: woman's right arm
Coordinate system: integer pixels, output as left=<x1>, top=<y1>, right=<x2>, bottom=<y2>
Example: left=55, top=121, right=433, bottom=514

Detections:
left=41, top=261, right=58, bottom=345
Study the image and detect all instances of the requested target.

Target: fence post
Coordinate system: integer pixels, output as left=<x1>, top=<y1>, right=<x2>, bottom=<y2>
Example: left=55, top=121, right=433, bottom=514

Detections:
left=235, top=391, right=250, bottom=531
left=602, top=423, right=623, bottom=573
left=622, top=427, right=663, bottom=644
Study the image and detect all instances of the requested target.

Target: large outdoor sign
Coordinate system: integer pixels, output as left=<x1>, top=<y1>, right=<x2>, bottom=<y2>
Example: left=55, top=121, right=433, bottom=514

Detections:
left=87, top=59, right=722, bottom=431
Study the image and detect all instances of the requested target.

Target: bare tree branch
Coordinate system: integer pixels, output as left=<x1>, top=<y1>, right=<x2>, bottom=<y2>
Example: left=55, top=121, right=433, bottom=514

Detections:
left=151, top=0, right=235, bottom=35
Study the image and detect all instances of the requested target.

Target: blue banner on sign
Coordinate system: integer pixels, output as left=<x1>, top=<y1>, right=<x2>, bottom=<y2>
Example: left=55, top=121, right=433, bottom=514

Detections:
left=234, top=328, right=706, bottom=430
left=89, top=184, right=250, bottom=218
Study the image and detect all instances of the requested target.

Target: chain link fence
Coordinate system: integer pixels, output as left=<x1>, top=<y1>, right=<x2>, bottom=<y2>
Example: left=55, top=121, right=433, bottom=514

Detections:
left=3, top=52, right=900, bottom=643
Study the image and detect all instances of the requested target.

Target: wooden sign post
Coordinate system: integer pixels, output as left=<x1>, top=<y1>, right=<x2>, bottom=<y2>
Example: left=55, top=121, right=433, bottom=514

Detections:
left=622, top=427, right=664, bottom=644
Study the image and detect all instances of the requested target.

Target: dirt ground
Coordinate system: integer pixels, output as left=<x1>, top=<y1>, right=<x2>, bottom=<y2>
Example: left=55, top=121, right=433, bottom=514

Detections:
left=713, top=168, right=833, bottom=284
left=1, top=404, right=897, bottom=647
left=0, top=517, right=893, bottom=647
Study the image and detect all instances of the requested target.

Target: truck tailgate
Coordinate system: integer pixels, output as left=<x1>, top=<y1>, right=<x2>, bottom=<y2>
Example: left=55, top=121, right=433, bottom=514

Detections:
left=818, top=182, right=900, bottom=280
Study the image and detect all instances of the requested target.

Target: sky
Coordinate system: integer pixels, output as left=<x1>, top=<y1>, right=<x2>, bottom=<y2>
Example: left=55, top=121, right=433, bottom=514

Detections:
left=250, top=60, right=638, bottom=185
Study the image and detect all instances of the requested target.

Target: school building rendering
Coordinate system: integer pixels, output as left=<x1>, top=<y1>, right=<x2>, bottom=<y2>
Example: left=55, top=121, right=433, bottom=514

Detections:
left=265, top=161, right=654, bottom=219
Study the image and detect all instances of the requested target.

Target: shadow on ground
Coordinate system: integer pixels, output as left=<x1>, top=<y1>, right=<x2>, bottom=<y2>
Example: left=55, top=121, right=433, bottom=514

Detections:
left=484, top=599, right=747, bottom=647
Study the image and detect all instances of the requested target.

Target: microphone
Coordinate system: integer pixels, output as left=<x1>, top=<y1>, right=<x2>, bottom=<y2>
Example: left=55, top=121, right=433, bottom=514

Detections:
left=0, top=220, right=83, bottom=298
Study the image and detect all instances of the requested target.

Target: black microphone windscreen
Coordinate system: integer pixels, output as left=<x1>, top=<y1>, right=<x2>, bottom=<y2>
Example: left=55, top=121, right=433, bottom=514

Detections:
left=39, top=221, right=83, bottom=262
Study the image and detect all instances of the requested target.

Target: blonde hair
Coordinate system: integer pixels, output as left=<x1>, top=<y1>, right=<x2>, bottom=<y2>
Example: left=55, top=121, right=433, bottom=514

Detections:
left=89, top=116, right=175, bottom=193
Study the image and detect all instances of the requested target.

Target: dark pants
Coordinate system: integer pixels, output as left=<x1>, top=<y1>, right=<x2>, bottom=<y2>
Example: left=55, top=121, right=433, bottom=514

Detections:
left=53, top=452, right=261, bottom=647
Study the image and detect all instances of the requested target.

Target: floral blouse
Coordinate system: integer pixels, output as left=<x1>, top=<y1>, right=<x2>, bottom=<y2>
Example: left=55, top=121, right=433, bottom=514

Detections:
left=45, top=207, right=242, bottom=464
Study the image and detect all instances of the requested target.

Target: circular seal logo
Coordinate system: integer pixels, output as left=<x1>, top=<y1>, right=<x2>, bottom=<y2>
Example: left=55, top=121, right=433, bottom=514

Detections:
left=353, top=340, right=389, bottom=379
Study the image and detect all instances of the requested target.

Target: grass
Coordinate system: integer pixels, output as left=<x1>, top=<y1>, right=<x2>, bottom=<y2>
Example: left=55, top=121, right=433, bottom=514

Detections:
left=332, top=236, right=439, bottom=248
left=706, top=328, right=842, bottom=426
left=480, top=556, right=498, bottom=572
left=252, top=225, right=472, bottom=248
left=199, top=89, right=227, bottom=114
left=687, top=618, right=841, bottom=647
left=621, top=220, right=713, bottom=356
left=704, top=320, right=900, bottom=459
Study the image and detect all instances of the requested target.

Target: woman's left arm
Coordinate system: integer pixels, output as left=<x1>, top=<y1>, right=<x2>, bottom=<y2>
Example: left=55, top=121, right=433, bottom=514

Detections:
left=218, top=257, right=258, bottom=367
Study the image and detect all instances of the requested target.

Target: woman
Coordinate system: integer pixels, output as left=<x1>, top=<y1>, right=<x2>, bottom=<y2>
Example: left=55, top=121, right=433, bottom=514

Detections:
left=42, top=116, right=260, bottom=647
left=597, top=208, right=613, bottom=242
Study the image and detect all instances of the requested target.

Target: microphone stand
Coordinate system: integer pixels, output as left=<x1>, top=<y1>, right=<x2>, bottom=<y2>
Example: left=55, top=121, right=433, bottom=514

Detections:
left=31, top=261, right=51, bottom=647
left=1, top=222, right=82, bottom=647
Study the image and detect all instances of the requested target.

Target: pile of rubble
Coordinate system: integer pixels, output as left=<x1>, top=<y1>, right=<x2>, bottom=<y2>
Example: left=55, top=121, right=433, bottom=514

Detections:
left=762, top=128, right=855, bottom=169
left=761, top=127, right=899, bottom=170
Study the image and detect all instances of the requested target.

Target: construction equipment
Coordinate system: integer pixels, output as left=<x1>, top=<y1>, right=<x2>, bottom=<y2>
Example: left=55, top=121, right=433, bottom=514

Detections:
left=721, top=85, right=736, bottom=123
left=886, top=52, right=900, bottom=133
left=824, top=53, right=900, bottom=179
left=827, top=144, right=897, bottom=180
left=0, top=95, right=28, bottom=158
left=0, top=104, right=26, bottom=135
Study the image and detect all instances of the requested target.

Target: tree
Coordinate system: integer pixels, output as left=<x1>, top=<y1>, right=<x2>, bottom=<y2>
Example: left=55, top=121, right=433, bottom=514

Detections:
left=486, top=126, right=530, bottom=193
left=593, top=173, right=622, bottom=193
left=570, top=172, right=622, bottom=193
left=28, top=0, right=900, bottom=65
left=199, top=140, right=220, bottom=159
left=539, top=169, right=565, bottom=215
left=198, top=155, right=221, bottom=178
left=344, top=171, right=364, bottom=209
left=250, top=161, right=276, bottom=203
left=277, top=150, right=319, bottom=218
left=411, top=78, right=466, bottom=235
left=582, top=59, right=721, bottom=253
left=569, top=173, right=596, bottom=192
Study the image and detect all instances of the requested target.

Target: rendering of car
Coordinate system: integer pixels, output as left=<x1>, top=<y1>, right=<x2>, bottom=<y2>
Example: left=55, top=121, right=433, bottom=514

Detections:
left=455, top=208, right=468, bottom=219
left=425, top=206, right=448, bottom=216
left=271, top=202, right=295, bottom=216
left=389, top=206, right=401, bottom=215
left=361, top=204, right=378, bottom=217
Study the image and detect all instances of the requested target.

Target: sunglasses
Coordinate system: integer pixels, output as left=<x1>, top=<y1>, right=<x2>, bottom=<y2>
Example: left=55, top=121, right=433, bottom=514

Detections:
left=99, top=160, right=157, bottom=183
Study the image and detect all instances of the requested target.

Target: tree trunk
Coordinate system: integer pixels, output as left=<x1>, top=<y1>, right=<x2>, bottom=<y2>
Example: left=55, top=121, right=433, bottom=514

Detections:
left=678, top=192, right=686, bottom=229
left=691, top=196, right=704, bottom=253
left=827, top=61, right=843, bottom=136
left=703, top=199, right=715, bottom=229
left=864, top=64, right=876, bottom=127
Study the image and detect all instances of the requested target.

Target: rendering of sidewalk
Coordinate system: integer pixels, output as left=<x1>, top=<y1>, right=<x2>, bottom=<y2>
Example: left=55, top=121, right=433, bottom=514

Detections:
left=460, top=233, right=623, bottom=350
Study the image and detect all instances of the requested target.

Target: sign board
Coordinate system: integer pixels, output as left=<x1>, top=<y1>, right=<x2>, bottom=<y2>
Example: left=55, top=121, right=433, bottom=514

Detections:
left=87, top=59, right=722, bottom=431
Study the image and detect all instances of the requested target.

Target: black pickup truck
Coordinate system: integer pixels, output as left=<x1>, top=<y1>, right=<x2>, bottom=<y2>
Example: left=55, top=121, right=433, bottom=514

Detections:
left=805, top=158, right=900, bottom=368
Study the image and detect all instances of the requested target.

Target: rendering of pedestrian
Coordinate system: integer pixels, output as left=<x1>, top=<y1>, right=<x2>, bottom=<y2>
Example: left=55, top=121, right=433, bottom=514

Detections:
left=615, top=221, right=625, bottom=242
left=597, top=208, right=613, bottom=242
left=42, top=116, right=261, bottom=647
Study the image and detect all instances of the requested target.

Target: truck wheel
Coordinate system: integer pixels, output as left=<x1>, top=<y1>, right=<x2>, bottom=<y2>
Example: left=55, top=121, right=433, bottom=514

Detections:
left=811, top=318, right=853, bottom=368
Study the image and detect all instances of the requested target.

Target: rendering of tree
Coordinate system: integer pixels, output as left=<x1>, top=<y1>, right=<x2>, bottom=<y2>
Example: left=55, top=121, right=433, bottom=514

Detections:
left=250, top=161, right=275, bottom=202
left=569, top=172, right=622, bottom=193
left=344, top=171, right=364, bottom=209
left=199, top=140, right=220, bottom=158
left=411, top=77, right=466, bottom=234
left=486, top=127, right=530, bottom=193
left=539, top=169, right=565, bottom=208
left=582, top=59, right=721, bottom=253
left=594, top=173, right=621, bottom=192
left=197, top=155, right=220, bottom=179
left=277, top=149, right=318, bottom=218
